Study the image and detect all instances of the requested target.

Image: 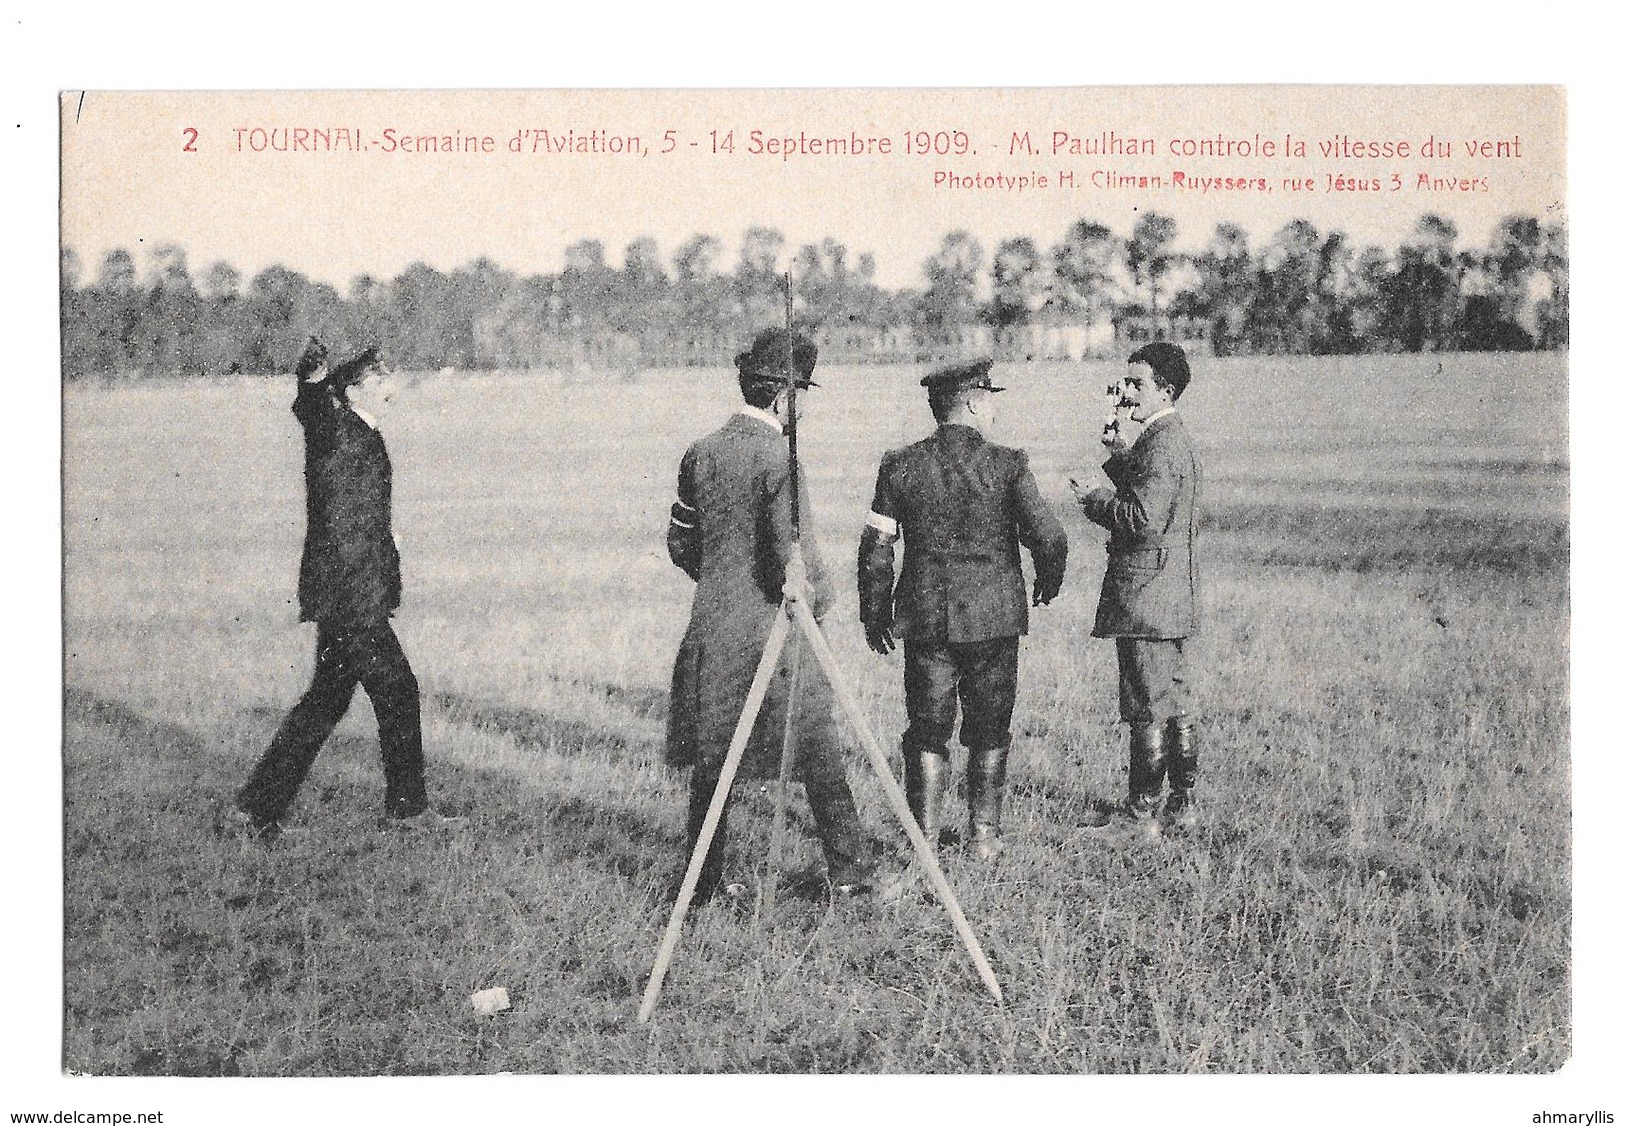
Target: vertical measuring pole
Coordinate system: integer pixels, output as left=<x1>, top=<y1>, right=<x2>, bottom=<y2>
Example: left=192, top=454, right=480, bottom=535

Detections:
left=766, top=266, right=802, bottom=917
left=784, top=268, right=800, bottom=539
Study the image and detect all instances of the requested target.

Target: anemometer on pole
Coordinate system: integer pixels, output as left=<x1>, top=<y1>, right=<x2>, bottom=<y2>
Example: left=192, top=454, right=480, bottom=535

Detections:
left=639, top=271, right=1003, bottom=1023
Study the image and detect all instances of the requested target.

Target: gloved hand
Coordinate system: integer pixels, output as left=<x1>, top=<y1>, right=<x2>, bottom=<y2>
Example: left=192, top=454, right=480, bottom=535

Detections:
left=1032, top=578, right=1060, bottom=607
left=864, top=619, right=895, bottom=656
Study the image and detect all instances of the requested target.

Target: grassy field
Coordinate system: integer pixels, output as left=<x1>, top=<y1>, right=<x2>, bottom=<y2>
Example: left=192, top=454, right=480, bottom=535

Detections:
left=61, top=352, right=1569, bottom=1074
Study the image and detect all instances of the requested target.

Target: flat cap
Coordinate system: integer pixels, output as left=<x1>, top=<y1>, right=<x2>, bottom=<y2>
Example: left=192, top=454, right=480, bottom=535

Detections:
left=1126, top=342, right=1191, bottom=398
left=920, top=358, right=1004, bottom=393
left=735, top=327, right=818, bottom=388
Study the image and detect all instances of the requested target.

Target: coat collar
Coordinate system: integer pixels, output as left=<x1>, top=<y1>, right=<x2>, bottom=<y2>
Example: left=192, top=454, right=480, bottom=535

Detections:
left=935, top=422, right=986, bottom=447
left=730, top=408, right=784, bottom=436
left=1137, top=409, right=1179, bottom=443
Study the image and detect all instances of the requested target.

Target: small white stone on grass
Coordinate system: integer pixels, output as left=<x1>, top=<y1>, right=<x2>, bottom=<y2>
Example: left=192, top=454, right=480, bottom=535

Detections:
left=471, top=987, right=511, bottom=1015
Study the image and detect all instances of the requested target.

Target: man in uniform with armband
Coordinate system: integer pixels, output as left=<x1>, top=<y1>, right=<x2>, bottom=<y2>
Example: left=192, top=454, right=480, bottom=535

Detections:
left=858, top=360, right=1068, bottom=861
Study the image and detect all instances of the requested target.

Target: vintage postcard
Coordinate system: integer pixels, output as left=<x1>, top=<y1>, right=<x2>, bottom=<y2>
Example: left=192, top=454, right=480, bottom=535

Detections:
left=57, top=85, right=1571, bottom=1110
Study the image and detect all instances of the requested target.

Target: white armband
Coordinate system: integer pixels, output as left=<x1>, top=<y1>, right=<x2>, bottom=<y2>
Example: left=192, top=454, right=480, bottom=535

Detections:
left=865, top=511, right=899, bottom=540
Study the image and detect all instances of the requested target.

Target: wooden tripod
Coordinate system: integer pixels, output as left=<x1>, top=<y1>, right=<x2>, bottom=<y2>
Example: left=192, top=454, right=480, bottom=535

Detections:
left=638, top=585, right=1005, bottom=1022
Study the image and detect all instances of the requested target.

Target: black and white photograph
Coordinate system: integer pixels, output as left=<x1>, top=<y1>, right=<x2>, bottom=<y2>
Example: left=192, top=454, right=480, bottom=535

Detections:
left=15, top=18, right=1612, bottom=1120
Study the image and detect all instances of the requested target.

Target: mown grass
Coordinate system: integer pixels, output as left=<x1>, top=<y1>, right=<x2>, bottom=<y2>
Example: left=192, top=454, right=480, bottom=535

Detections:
left=62, top=354, right=1568, bottom=1073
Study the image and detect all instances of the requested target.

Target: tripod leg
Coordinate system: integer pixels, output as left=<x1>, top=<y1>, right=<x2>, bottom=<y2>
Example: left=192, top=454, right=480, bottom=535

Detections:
left=639, top=606, right=793, bottom=1023
left=761, top=628, right=804, bottom=917
left=787, top=598, right=1004, bottom=1005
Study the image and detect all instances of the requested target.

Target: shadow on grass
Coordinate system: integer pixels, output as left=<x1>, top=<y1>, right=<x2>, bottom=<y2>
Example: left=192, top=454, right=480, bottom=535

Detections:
left=65, top=683, right=687, bottom=875
left=64, top=682, right=780, bottom=915
left=1203, top=503, right=1569, bottom=575
left=427, top=688, right=855, bottom=902
left=428, top=688, right=661, bottom=761
left=62, top=683, right=709, bottom=1074
left=534, top=675, right=668, bottom=724
left=66, top=684, right=215, bottom=760
left=75, top=684, right=1319, bottom=1072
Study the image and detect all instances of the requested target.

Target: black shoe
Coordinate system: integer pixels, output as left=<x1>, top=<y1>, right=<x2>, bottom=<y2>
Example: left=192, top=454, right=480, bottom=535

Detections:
left=693, top=878, right=749, bottom=906
left=1161, top=789, right=1197, bottom=831
left=1079, top=798, right=1160, bottom=835
left=381, top=808, right=468, bottom=831
left=873, top=862, right=939, bottom=904
left=217, top=806, right=282, bottom=842
left=829, top=860, right=881, bottom=898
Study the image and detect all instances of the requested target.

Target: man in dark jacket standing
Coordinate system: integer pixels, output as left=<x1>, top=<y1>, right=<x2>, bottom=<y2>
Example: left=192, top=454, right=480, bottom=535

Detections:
left=235, top=340, right=438, bottom=835
left=858, top=360, right=1068, bottom=860
left=1075, top=342, right=1202, bottom=832
left=665, top=328, right=877, bottom=899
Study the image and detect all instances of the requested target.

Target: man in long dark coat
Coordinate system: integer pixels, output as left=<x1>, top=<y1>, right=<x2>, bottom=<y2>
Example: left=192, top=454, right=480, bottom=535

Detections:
left=665, top=328, right=876, bottom=900
left=1074, top=342, right=1202, bottom=832
left=234, top=340, right=442, bottom=835
left=858, top=360, right=1069, bottom=860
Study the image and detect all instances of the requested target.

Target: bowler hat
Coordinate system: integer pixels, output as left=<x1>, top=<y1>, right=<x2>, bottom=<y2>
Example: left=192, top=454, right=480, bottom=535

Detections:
left=1126, top=342, right=1191, bottom=398
left=735, top=327, right=818, bottom=388
left=920, top=358, right=1004, bottom=393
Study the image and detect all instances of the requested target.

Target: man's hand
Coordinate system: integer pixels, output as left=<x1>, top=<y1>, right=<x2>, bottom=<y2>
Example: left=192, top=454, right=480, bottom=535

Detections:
left=1101, top=402, right=1135, bottom=451
left=1032, top=578, right=1060, bottom=607
left=864, top=620, right=895, bottom=656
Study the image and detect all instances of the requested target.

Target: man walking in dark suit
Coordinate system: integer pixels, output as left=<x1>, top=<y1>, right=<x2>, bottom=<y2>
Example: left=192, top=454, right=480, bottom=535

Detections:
left=234, top=340, right=447, bottom=836
left=665, top=328, right=878, bottom=900
left=858, top=360, right=1069, bottom=860
left=1074, top=342, right=1202, bottom=832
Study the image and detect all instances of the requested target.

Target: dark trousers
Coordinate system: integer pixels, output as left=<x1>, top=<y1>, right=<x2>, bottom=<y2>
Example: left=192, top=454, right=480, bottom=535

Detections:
left=238, top=620, right=427, bottom=824
left=688, top=736, right=870, bottom=891
left=901, top=637, right=1020, bottom=755
left=1115, top=637, right=1195, bottom=724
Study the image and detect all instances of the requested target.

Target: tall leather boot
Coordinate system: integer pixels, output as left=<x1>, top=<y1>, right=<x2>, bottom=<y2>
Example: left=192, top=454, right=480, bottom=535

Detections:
left=1126, top=722, right=1168, bottom=819
left=1082, top=723, right=1166, bottom=830
left=1161, top=718, right=1199, bottom=830
left=967, top=742, right=1009, bottom=861
left=903, top=747, right=950, bottom=851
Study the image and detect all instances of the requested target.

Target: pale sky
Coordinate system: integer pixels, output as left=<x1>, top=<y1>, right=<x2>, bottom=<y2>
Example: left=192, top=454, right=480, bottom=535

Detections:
left=61, top=87, right=1565, bottom=293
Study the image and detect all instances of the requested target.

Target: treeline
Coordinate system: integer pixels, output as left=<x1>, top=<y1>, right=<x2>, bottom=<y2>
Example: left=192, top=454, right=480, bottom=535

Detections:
left=60, top=211, right=1567, bottom=379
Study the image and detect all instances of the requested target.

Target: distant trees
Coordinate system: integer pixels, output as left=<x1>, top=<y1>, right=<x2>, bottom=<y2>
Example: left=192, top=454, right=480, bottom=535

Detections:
left=60, top=211, right=1569, bottom=379
left=1048, top=219, right=1122, bottom=343
left=1125, top=212, right=1178, bottom=317
left=1178, top=223, right=1254, bottom=356
left=919, top=231, right=985, bottom=328
left=988, top=237, right=1045, bottom=328
left=1457, top=215, right=1552, bottom=352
